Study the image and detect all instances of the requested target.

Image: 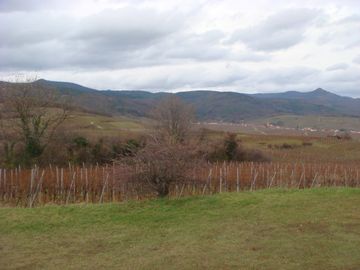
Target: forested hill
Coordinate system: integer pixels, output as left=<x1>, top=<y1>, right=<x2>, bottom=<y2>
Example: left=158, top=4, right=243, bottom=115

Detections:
left=1, top=79, right=359, bottom=122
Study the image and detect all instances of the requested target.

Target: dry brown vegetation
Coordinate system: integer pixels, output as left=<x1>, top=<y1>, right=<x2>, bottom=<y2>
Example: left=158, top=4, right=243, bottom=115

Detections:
left=1, top=161, right=359, bottom=207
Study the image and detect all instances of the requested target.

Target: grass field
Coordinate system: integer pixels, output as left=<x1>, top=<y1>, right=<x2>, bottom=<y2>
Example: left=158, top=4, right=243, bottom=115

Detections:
left=252, top=115, right=360, bottom=131
left=239, top=133, right=360, bottom=162
left=1, top=188, right=360, bottom=269
left=64, top=112, right=151, bottom=137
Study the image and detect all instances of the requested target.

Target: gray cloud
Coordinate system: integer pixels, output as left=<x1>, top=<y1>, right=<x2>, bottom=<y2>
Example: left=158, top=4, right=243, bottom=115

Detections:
left=0, top=12, right=69, bottom=47
left=0, top=1, right=359, bottom=96
left=69, top=8, right=184, bottom=51
left=96, top=65, right=321, bottom=92
left=139, top=66, right=249, bottom=90
left=229, top=8, right=321, bottom=51
left=318, top=13, right=360, bottom=49
left=337, top=14, right=360, bottom=24
left=0, top=41, right=69, bottom=70
left=162, top=30, right=228, bottom=61
left=255, top=67, right=320, bottom=85
left=319, top=66, right=360, bottom=96
left=0, top=7, right=185, bottom=70
left=326, top=63, right=349, bottom=71
left=0, top=0, right=71, bottom=12
left=323, top=67, right=360, bottom=83
left=145, top=31, right=270, bottom=63
left=0, top=6, right=269, bottom=71
left=353, top=55, right=360, bottom=64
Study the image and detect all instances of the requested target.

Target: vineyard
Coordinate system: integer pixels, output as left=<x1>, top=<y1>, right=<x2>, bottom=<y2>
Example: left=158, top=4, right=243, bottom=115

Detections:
left=1, top=161, right=359, bottom=207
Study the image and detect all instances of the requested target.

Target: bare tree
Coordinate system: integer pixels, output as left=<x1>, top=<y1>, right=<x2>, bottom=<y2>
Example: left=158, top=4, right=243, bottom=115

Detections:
left=0, top=77, right=69, bottom=165
left=152, top=95, right=194, bottom=144
left=129, top=138, right=199, bottom=197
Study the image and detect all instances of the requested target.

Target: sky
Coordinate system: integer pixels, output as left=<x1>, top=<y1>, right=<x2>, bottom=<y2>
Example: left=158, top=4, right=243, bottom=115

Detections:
left=0, top=0, right=359, bottom=96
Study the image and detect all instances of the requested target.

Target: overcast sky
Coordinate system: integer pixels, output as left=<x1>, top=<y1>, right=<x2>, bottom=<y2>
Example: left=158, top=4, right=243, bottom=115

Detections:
left=0, top=0, right=359, bottom=96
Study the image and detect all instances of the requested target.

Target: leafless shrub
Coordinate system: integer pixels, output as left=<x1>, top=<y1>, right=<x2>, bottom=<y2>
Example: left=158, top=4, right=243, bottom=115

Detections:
left=124, top=138, right=202, bottom=197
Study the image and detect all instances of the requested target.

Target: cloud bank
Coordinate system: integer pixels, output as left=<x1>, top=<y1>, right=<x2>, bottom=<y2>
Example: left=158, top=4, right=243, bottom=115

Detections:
left=0, top=0, right=359, bottom=96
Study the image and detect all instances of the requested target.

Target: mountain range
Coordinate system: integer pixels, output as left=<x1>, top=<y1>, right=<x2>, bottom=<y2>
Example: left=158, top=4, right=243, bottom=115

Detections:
left=1, top=79, right=359, bottom=122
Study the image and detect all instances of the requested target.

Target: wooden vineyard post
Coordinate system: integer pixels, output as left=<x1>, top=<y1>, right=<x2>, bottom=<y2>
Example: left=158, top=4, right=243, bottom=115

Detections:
left=311, top=173, right=319, bottom=188
left=66, top=172, right=76, bottom=204
left=99, top=173, right=109, bottom=203
left=60, top=168, right=64, bottom=200
left=85, top=167, right=89, bottom=203
left=202, top=183, right=207, bottom=195
left=203, top=168, right=212, bottom=195
left=219, top=168, right=222, bottom=193
left=268, top=172, right=276, bottom=189
left=302, top=164, right=306, bottom=188
left=250, top=171, right=258, bottom=191
left=10, top=169, right=13, bottom=200
left=28, top=170, right=45, bottom=208
left=56, top=167, right=59, bottom=201
left=3, top=169, right=7, bottom=200
left=112, top=164, right=115, bottom=202
left=28, top=169, right=34, bottom=205
left=290, top=167, right=295, bottom=188
left=0, top=169, right=2, bottom=199
left=333, top=165, right=338, bottom=187
left=224, top=164, right=228, bottom=192
left=178, top=183, right=185, bottom=198
left=236, top=166, right=240, bottom=192
left=344, top=169, right=348, bottom=187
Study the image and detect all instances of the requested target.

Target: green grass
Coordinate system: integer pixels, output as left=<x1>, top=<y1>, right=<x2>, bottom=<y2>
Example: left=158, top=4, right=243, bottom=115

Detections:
left=1, top=188, right=360, bottom=269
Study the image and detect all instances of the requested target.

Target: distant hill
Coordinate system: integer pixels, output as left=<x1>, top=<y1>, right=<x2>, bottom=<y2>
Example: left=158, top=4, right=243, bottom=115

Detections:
left=1, top=79, right=359, bottom=122
left=253, top=88, right=360, bottom=117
